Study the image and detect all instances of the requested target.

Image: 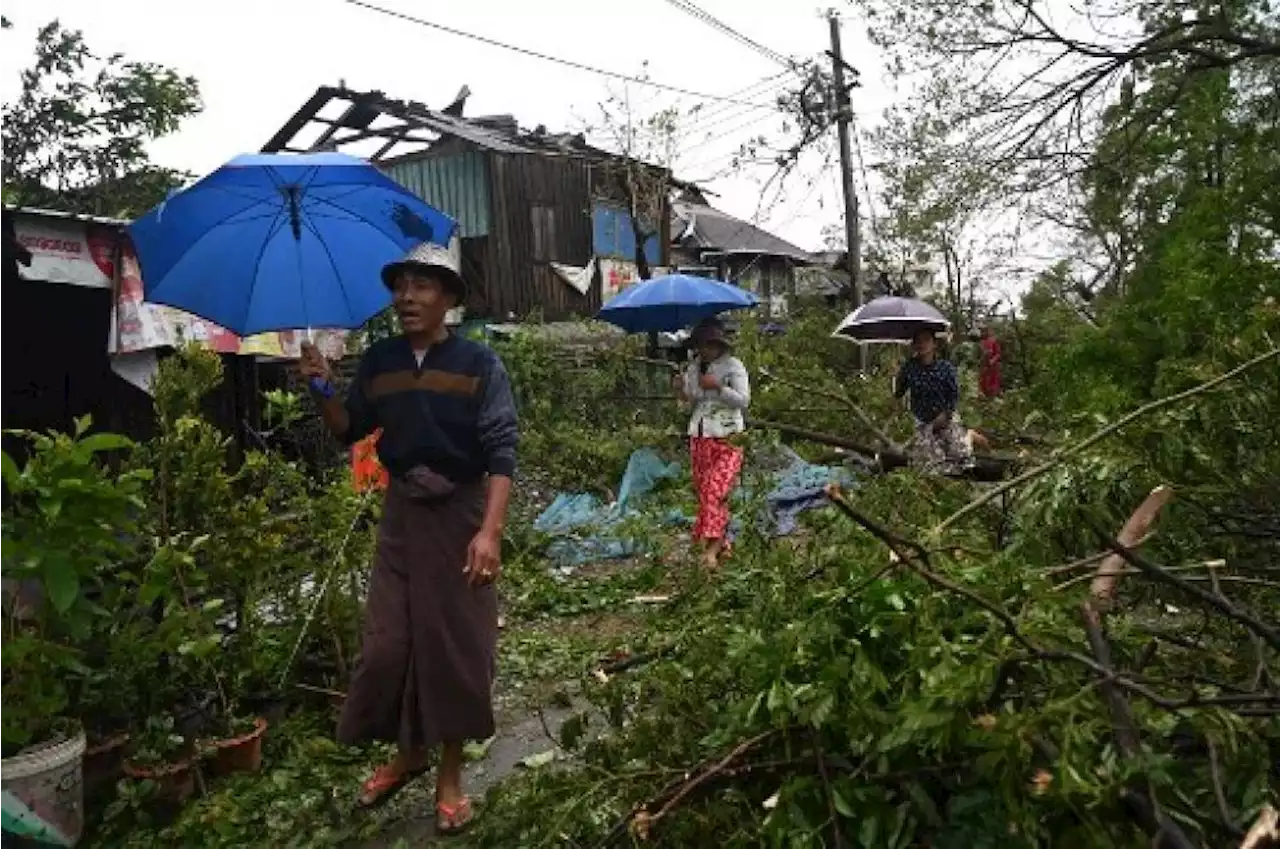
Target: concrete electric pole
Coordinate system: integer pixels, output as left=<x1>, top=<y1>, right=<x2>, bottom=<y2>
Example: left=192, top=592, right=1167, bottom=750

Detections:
left=827, top=10, right=863, bottom=366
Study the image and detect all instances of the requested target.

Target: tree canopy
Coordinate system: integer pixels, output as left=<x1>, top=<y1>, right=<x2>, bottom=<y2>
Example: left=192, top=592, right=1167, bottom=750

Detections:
left=1, top=19, right=201, bottom=219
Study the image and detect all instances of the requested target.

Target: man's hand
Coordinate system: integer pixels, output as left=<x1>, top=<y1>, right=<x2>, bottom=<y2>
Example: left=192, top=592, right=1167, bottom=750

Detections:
left=699, top=372, right=720, bottom=391
left=299, top=341, right=333, bottom=384
left=465, top=528, right=502, bottom=587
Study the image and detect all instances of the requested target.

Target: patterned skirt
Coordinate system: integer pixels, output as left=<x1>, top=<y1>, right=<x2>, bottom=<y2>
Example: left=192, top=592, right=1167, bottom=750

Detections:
left=912, top=419, right=975, bottom=475
left=690, top=436, right=744, bottom=542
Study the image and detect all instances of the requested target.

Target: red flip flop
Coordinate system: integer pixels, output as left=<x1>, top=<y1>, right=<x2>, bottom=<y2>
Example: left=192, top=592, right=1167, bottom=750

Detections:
left=357, top=762, right=429, bottom=809
left=436, top=797, right=474, bottom=835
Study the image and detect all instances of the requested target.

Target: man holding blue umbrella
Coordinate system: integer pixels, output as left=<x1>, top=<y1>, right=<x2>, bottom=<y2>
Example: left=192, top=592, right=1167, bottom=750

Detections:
left=299, top=241, right=517, bottom=834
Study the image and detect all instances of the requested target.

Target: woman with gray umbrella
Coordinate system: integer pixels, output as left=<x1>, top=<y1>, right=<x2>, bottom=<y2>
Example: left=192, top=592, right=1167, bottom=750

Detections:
left=893, top=329, right=975, bottom=475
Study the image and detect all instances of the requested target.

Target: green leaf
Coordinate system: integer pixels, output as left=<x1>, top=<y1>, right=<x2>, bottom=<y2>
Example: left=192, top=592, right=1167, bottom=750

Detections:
left=559, top=712, right=588, bottom=750
left=831, top=785, right=856, bottom=818
left=1, top=451, right=19, bottom=492
left=463, top=737, right=494, bottom=762
left=44, top=556, right=80, bottom=613
left=518, top=750, right=558, bottom=769
left=77, top=432, right=133, bottom=454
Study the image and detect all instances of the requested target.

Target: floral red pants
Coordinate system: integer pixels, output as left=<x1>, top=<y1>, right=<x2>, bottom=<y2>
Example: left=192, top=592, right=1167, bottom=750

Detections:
left=690, top=437, right=743, bottom=542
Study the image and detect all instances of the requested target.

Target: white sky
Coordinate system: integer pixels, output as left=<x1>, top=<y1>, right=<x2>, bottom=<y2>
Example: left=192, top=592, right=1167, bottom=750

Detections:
left=1, top=0, right=897, bottom=252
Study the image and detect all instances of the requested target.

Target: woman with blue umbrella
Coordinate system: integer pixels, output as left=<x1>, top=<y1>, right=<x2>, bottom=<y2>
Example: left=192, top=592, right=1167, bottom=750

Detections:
left=674, top=317, right=751, bottom=570
left=597, top=273, right=757, bottom=569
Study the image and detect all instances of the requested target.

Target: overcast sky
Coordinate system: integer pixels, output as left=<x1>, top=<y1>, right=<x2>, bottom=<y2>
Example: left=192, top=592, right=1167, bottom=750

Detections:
left=1, top=0, right=896, bottom=252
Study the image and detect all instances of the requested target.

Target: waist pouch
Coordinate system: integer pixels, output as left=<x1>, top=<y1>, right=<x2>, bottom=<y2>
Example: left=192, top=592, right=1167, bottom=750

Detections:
left=399, top=465, right=457, bottom=502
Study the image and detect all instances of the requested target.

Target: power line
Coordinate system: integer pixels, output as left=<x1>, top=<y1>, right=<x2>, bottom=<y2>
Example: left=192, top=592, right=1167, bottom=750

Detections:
left=661, top=0, right=803, bottom=74
left=343, top=0, right=777, bottom=110
left=851, top=123, right=881, bottom=244
left=678, top=71, right=792, bottom=137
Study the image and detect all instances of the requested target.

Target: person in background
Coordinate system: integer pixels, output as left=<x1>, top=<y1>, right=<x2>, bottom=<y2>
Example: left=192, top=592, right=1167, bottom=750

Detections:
left=299, top=241, right=517, bottom=835
left=894, top=329, right=974, bottom=475
left=674, top=318, right=750, bottom=570
left=979, top=325, right=1003, bottom=398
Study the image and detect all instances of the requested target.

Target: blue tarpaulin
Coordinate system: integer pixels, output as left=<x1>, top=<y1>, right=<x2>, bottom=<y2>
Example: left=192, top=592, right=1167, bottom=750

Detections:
left=533, top=449, right=681, bottom=567
left=760, top=447, right=857, bottom=535
left=533, top=446, right=859, bottom=568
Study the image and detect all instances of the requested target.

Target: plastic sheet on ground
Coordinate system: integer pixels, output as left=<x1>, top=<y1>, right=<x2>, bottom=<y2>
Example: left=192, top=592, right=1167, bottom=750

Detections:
left=533, top=449, right=682, bottom=568
left=760, top=446, right=859, bottom=536
left=533, top=446, right=860, bottom=568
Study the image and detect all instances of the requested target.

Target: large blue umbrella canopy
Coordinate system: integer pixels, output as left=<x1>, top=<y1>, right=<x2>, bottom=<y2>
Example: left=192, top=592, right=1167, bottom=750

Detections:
left=128, top=152, right=457, bottom=335
left=597, top=273, right=759, bottom=333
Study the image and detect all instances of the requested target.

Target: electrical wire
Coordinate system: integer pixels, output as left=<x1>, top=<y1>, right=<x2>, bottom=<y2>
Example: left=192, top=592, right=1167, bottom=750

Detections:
left=851, top=122, right=881, bottom=243
left=661, top=0, right=803, bottom=74
left=677, top=71, right=792, bottom=138
left=343, top=0, right=777, bottom=110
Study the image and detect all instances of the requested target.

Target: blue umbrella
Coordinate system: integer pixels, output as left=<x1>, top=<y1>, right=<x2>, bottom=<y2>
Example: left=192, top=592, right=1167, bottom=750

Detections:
left=128, top=152, right=457, bottom=336
left=597, top=273, right=759, bottom=333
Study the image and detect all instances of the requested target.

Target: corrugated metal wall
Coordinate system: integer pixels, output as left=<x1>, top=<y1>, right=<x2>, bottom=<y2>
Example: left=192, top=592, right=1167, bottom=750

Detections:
left=382, top=152, right=491, bottom=238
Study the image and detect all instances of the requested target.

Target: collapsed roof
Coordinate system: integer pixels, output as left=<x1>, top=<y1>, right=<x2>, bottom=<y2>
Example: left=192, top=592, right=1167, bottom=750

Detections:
left=265, top=84, right=643, bottom=164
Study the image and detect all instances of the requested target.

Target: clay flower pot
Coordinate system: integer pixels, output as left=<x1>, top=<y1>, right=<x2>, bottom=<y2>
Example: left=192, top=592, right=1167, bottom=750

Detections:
left=122, top=756, right=197, bottom=805
left=202, top=717, right=268, bottom=776
left=83, top=731, right=131, bottom=798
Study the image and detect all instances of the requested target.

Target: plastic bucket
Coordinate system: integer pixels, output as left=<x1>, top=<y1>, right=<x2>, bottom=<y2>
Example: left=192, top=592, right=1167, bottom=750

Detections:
left=1, top=730, right=86, bottom=847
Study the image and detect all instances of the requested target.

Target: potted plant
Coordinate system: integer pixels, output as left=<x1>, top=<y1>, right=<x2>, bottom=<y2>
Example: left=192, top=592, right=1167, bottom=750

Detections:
left=2, top=419, right=150, bottom=845
left=77, top=616, right=157, bottom=799
left=120, top=715, right=196, bottom=804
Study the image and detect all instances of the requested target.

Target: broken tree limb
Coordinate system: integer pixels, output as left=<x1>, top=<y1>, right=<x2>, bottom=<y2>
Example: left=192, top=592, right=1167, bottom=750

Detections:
left=1091, top=486, right=1174, bottom=609
left=1242, top=806, right=1279, bottom=849
left=1079, top=492, right=1197, bottom=849
left=1095, top=533, right=1280, bottom=651
left=1042, top=533, right=1156, bottom=576
left=933, top=347, right=1280, bottom=536
left=750, top=416, right=897, bottom=464
left=758, top=366, right=903, bottom=453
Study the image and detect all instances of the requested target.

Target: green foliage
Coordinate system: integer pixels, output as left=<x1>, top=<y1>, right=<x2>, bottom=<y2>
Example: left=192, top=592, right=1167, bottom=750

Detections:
left=1, top=18, right=201, bottom=217
left=1, top=417, right=149, bottom=751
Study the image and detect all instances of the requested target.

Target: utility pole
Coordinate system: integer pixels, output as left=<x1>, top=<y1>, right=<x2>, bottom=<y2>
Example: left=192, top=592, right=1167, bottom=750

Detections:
left=828, top=10, right=863, bottom=366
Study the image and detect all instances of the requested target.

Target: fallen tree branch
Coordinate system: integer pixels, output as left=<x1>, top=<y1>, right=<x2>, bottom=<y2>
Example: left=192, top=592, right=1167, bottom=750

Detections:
left=751, top=417, right=892, bottom=463
left=824, top=485, right=1037, bottom=651
left=1042, top=533, right=1155, bottom=576
left=1076, top=490, right=1197, bottom=849
left=759, top=367, right=903, bottom=453
left=603, top=730, right=777, bottom=846
left=1095, top=533, right=1280, bottom=651
left=1090, top=486, right=1174, bottom=609
left=933, top=347, right=1280, bottom=536
left=1242, top=806, right=1279, bottom=849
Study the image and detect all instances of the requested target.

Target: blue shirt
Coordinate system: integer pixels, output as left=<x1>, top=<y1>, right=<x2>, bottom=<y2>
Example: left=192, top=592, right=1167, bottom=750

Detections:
left=344, top=334, right=518, bottom=482
left=894, top=357, right=959, bottom=424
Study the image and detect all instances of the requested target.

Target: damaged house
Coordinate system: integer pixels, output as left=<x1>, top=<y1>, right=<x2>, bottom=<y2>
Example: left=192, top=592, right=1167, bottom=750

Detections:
left=264, top=85, right=669, bottom=321
left=669, top=188, right=813, bottom=315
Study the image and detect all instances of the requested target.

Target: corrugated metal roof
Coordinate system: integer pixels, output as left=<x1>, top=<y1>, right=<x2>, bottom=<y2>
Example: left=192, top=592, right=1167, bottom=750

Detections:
left=382, top=152, right=491, bottom=238
left=671, top=201, right=812, bottom=263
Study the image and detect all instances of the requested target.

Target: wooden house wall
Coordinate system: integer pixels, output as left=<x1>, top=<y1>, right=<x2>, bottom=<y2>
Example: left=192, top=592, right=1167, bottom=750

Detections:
left=487, top=154, right=598, bottom=320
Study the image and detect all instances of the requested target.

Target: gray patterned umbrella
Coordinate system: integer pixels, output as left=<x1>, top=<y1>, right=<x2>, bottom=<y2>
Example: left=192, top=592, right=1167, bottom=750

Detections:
left=832, top=296, right=950, bottom=344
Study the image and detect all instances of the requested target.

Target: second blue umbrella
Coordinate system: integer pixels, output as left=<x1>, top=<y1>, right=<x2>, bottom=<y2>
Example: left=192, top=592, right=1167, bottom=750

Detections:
left=597, top=273, right=759, bottom=333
